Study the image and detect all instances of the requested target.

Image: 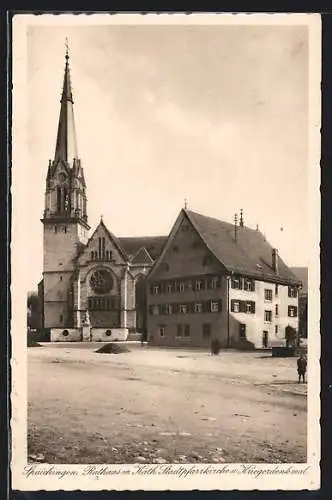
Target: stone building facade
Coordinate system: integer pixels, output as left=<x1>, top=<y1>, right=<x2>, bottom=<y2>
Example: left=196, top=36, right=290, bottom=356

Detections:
left=146, top=209, right=301, bottom=349
left=38, top=48, right=166, bottom=342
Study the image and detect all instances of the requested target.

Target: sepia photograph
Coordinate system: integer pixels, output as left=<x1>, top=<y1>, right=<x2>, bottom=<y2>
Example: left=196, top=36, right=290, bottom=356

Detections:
left=11, top=13, right=321, bottom=491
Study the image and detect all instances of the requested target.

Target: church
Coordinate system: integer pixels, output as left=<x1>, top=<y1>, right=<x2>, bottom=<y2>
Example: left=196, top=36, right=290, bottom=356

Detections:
left=38, top=48, right=167, bottom=342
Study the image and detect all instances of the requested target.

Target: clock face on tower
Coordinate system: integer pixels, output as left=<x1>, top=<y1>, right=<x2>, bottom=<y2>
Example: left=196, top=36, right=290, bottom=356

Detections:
left=90, top=269, right=113, bottom=294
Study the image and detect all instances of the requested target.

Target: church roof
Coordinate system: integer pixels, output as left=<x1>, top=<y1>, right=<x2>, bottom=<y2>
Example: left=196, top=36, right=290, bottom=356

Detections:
left=118, top=236, right=168, bottom=261
left=185, top=209, right=300, bottom=284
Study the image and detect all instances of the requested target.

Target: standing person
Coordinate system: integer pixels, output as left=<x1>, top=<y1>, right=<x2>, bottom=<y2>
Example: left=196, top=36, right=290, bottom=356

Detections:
left=297, top=354, right=307, bottom=383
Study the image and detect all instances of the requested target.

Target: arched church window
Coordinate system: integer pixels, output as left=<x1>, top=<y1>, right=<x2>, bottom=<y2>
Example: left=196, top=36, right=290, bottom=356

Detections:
left=57, top=187, right=61, bottom=212
left=64, top=189, right=70, bottom=212
left=90, top=269, right=113, bottom=294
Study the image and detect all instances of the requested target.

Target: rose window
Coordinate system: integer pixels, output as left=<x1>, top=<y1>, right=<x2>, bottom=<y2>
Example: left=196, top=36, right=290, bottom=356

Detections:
left=90, top=269, right=113, bottom=294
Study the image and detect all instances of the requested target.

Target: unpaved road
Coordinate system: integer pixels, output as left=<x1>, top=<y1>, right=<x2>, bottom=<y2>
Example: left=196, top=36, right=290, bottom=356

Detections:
left=28, top=343, right=307, bottom=464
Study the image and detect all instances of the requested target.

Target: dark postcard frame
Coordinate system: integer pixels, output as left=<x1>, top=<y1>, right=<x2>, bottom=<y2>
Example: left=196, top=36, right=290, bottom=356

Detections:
left=1, top=6, right=331, bottom=500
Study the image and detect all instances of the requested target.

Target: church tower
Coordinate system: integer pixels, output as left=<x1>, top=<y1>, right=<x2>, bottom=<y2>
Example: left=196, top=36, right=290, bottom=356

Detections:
left=41, top=45, right=90, bottom=329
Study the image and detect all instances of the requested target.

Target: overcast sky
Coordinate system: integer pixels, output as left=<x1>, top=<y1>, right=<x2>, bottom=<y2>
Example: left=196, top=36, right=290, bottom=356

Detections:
left=23, top=20, right=311, bottom=289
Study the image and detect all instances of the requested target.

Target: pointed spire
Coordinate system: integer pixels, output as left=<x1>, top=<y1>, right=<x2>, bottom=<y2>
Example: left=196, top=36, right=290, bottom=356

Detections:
left=54, top=40, right=78, bottom=164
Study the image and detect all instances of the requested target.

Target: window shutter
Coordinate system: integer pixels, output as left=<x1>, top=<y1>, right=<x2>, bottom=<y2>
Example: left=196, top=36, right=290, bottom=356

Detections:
left=240, top=300, right=246, bottom=313
left=288, top=287, right=291, bottom=298
left=231, top=300, right=235, bottom=312
left=251, top=280, right=255, bottom=292
left=239, top=278, right=243, bottom=290
left=251, top=301, right=256, bottom=314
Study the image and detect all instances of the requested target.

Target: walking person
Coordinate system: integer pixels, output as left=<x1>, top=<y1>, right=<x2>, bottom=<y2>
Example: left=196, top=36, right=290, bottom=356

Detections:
left=297, top=354, right=307, bottom=383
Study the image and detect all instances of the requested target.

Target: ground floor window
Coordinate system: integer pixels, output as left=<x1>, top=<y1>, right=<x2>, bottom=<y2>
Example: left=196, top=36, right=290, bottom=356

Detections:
left=159, top=325, right=166, bottom=337
left=239, top=323, right=246, bottom=339
left=202, top=323, right=211, bottom=339
left=264, top=310, right=272, bottom=323
left=184, top=324, right=190, bottom=337
left=176, top=324, right=182, bottom=338
left=288, top=306, right=298, bottom=317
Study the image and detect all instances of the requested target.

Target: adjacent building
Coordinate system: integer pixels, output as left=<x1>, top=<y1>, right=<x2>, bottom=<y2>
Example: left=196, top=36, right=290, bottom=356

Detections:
left=146, top=209, right=301, bottom=349
left=291, top=267, right=308, bottom=338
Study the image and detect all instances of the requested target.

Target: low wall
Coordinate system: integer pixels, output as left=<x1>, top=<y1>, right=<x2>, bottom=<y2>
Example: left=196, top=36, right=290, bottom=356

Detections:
left=91, top=328, right=128, bottom=342
left=50, top=328, right=81, bottom=342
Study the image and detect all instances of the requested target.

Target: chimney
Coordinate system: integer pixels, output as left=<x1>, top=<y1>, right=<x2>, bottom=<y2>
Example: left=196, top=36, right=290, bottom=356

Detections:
left=256, top=224, right=259, bottom=232
left=234, top=213, right=238, bottom=242
left=272, top=248, right=279, bottom=274
left=239, top=209, right=244, bottom=227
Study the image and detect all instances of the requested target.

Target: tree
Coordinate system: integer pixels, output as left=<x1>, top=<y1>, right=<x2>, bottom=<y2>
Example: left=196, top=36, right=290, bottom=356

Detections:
left=27, top=291, right=39, bottom=329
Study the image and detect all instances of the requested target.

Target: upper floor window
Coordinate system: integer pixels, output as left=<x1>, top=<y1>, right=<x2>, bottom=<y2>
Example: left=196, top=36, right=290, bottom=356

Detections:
left=165, top=304, right=173, bottom=315
left=167, top=284, right=172, bottom=294
left=194, top=303, right=203, bottom=313
left=244, top=279, right=255, bottom=292
left=211, top=277, right=218, bottom=289
left=179, top=304, right=187, bottom=314
left=195, top=280, right=203, bottom=291
left=152, top=305, right=160, bottom=316
left=246, top=301, right=255, bottom=314
left=159, top=325, right=166, bottom=337
left=288, top=306, right=298, bottom=318
left=231, top=277, right=242, bottom=289
left=288, top=286, right=298, bottom=298
left=210, top=301, right=220, bottom=313
left=264, top=289, right=273, bottom=302
left=179, top=283, right=185, bottom=292
left=154, top=285, right=160, bottom=295
left=264, top=310, right=272, bottom=323
left=231, top=300, right=240, bottom=313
